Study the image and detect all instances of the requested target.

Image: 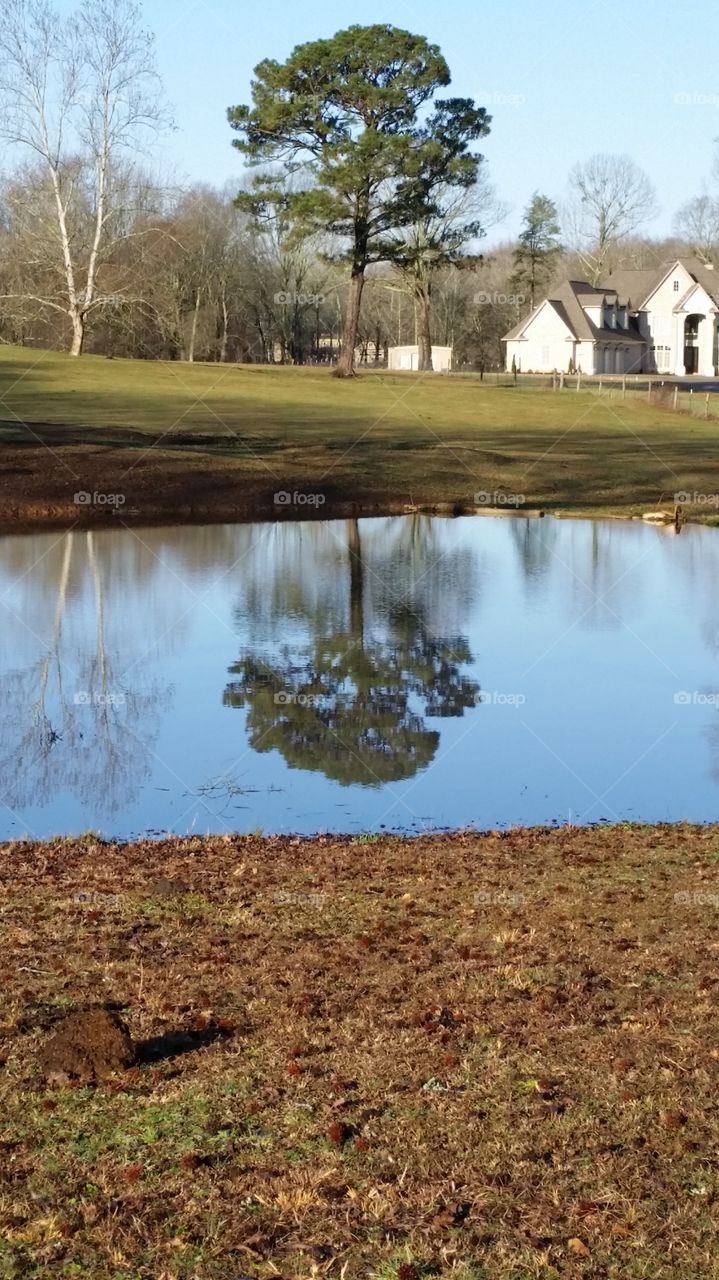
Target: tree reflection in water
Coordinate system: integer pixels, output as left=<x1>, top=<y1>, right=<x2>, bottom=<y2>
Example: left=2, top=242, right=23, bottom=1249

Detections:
left=0, top=530, right=170, bottom=816
left=224, top=517, right=480, bottom=785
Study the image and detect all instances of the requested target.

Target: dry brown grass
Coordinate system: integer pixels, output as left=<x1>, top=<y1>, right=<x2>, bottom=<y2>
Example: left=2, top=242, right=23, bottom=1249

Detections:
left=1, top=824, right=718, bottom=1278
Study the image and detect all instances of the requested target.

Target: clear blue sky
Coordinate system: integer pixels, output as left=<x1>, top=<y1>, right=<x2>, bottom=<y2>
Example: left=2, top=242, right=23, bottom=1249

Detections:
left=92, top=0, right=719, bottom=241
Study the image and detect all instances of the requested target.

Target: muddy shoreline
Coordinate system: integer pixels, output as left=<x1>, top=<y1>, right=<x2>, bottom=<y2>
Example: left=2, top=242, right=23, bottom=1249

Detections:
left=0, top=494, right=702, bottom=536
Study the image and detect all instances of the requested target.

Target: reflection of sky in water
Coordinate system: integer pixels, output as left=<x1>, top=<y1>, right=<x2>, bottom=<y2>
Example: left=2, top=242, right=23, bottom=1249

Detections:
left=0, top=514, right=718, bottom=838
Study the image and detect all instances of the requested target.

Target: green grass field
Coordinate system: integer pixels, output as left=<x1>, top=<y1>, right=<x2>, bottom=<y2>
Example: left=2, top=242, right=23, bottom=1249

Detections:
left=1, top=346, right=718, bottom=524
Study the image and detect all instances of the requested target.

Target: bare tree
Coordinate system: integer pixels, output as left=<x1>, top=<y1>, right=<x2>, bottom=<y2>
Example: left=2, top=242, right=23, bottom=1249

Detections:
left=564, top=154, right=658, bottom=284
left=0, top=0, right=167, bottom=354
left=674, top=193, right=719, bottom=264
left=386, top=175, right=506, bottom=371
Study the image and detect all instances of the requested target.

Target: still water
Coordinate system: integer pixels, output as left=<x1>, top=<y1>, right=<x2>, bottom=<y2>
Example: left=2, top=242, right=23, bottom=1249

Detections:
left=1, top=514, right=718, bottom=839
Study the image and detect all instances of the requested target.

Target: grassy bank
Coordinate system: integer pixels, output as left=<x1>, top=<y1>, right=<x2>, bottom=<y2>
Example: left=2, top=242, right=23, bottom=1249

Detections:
left=1, top=347, right=719, bottom=529
left=2, top=824, right=718, bottom=1277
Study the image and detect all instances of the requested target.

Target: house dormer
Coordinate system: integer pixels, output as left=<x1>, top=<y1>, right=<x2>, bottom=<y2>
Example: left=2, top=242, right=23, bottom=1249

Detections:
left=504, top=259, right=718, bottom=378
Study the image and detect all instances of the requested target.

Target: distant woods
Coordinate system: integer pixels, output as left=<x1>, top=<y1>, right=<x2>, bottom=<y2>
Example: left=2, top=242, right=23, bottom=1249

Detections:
left=0, top=9, right=717, bottom=369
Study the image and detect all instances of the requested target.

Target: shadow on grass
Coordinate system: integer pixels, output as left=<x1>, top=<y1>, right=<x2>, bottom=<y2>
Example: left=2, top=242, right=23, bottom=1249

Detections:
left=135, top=1025, right=233, bottom=1064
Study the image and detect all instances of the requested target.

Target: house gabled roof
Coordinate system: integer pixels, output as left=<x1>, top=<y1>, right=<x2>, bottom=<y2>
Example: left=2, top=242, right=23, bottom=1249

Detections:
left=504, top=257, right=719, bottom=347
left=502, top=298, right=569, bottom=343
left=672, top=262, right=719, bottom=306
left=673, top=279, right=719, bottom=314
left=602, top=258, right=719, bottom=310
left=549, top=281, right=598, bottom=341
left=598, top=267, right=663, bottom=310
left=503, top=280, right=645, bottom=345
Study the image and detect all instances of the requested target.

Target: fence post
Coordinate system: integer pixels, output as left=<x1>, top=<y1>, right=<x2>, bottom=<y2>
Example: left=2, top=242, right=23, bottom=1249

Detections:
left=673, top=385, right=679, bottom=411
left=576, top=371, right=581, bottom=392
left=622, top=377, right=626, bottom=400
left=598, top=376, right=602, bottom=395
left=706, top=393, right=710, bottom=420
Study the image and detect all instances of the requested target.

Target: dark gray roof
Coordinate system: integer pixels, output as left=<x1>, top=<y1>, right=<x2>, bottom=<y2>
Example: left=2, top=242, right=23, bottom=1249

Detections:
left=599, top=268, right=661, bottom=310
left=548, top=281, right=596, bottom=340
left=602, top=258, right=719, bottom=309
left=503, top=258, right=719, bottom=345
left=503, top=279, right=645, bottom=344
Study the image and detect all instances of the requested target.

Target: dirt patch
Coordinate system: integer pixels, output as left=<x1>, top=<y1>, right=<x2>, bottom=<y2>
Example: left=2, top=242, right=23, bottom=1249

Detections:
left=39, top=1008, right=135, bottom=1083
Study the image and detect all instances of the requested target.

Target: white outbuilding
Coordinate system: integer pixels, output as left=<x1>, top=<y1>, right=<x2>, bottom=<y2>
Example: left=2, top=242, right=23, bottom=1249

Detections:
left=387, top=344, right=452, bottom=372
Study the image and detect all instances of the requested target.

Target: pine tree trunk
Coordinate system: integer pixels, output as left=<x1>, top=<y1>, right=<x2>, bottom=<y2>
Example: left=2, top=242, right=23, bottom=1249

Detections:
left=416, top=285, right=432, bottom=372
left=335, top=270, right=365, bottom=377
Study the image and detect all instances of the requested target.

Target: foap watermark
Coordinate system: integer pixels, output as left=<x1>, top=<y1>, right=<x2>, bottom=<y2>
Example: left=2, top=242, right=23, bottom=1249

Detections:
left=74, top=890, right=121, bottom=907
left=477, top=690, right=526, bottom=708
left=674, top=91, right=719, bottom=108
left=274, top=691, right=320, bottom=707
left=74, top=491, right=126, bottom=508
left=674, top=890, right=719, bottom=906
left=474, top=889, right=527, bottom=907
left=674, top=491, right=719, bottom=508
left=674, top=691, right=719, bottom=707
left=274, top=889, right=327, bottom=908
left=474, top=490, right=525, bottom=508
left=74, top=690, right=126, bottom=707
left=274, top=291, right=325, bottom=306
left=474, top=290, right=526, bottom=306
left=476, top=90, right=526, bottom=108
left=274, top=490, right=326, bottom=508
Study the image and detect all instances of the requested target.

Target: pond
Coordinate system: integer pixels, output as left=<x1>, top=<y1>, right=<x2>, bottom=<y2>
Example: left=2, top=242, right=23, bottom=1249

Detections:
left=1, top=514, right=718, bottom=840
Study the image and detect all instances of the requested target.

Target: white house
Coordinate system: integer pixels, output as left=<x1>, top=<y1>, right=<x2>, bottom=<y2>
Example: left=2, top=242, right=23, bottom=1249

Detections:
left=503, top=259, right=719, bottom=377
left=388, top=344, right=452, bottom=372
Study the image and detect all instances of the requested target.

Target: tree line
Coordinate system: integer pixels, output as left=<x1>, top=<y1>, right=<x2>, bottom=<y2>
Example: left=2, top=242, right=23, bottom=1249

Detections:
left=1, top=1, right=717, bottom=373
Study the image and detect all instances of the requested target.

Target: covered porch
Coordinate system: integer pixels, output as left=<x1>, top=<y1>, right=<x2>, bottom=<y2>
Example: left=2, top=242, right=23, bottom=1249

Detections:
left=673, top=285, right=719, bottom=376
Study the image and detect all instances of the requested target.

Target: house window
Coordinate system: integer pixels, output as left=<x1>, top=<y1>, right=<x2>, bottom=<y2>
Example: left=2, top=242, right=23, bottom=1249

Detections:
left=673, top=280, right=680, bottom=292
left=652, top=344, right=672, bottom=371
